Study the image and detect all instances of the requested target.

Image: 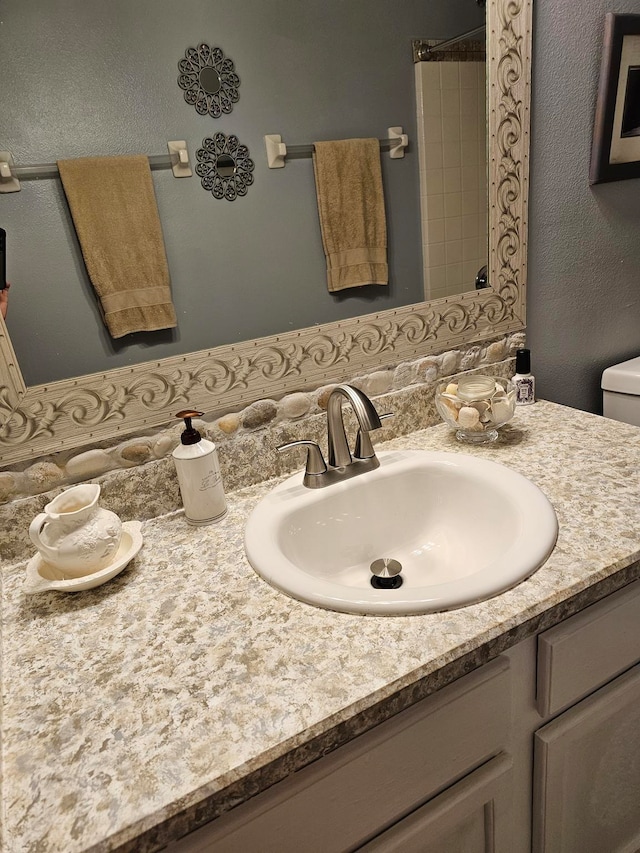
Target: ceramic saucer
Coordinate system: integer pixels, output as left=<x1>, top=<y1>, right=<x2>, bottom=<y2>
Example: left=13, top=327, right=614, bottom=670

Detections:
left=24, top=520, right=143, bottom=594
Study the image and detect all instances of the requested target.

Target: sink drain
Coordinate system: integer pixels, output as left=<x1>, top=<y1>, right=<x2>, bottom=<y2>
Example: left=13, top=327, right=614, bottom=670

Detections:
left=370, top=558, right=403, bottom=589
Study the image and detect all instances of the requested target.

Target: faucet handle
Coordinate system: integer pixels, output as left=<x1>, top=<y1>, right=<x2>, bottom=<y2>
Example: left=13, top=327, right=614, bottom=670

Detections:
left=277, top=440, right=327, bottom=475
left=354, top=412, right=394, bottom=459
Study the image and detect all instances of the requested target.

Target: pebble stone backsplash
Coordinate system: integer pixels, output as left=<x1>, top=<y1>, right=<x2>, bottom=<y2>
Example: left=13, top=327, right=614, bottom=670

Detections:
left=0, top=333, right=523, bottom=563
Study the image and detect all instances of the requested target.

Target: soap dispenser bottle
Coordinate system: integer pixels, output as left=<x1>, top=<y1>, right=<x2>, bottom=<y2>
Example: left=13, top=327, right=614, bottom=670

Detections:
left=172, top=410, right=227, bottom=525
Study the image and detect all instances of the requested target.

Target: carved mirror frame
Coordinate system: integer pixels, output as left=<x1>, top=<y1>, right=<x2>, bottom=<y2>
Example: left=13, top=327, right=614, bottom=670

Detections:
left=0, top=0, right=531, bottom=466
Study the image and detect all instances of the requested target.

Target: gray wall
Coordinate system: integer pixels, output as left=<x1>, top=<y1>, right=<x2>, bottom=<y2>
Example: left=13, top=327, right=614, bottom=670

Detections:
left=528, top=0, right=640, bottom=413
left=0, top=0, right=481, bottom=386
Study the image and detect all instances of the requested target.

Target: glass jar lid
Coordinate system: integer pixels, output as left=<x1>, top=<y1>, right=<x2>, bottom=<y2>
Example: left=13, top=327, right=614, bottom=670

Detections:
left=456, top=374, right=497, bottom=402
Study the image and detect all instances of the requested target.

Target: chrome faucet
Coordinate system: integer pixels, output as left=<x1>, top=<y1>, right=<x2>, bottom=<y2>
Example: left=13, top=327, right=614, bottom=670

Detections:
left=278, top=384, right=391, bottom=488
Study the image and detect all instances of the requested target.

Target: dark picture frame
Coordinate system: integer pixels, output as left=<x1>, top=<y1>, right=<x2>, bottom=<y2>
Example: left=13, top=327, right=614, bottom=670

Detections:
left=590, top=13, right=640, bottom=184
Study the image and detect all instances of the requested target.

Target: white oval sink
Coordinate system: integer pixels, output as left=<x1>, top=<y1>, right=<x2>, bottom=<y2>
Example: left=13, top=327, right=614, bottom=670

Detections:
left=244, top=450, right=558, bottom=615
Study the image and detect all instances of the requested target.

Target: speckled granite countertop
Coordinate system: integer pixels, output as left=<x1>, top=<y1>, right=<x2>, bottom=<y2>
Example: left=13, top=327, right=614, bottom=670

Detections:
left=3, top=400, right=640, bottom=853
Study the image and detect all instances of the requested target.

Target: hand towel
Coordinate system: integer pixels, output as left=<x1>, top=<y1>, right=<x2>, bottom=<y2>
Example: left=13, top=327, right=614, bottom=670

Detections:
left=312, top=138, right=388, bottom=292
left=57, top=155, right=177, bottom=338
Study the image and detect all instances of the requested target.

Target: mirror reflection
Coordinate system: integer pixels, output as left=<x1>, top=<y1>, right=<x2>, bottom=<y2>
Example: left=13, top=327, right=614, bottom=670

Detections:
left=199, top=67, right=222, bottom=95
left=414, top=36, right=487, bottom=300
left=0, top=0, right=485, bottom=387
left=216, top=154, right=236, bottom=178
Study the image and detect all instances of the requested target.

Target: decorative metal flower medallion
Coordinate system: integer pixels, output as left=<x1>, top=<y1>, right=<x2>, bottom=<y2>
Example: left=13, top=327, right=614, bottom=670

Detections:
left=177, top=44, right=240, bottom=118
left=196, top=133, right=255, bottom=201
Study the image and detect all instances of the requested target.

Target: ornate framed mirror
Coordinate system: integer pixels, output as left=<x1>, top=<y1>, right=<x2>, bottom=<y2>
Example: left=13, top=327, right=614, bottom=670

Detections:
left=196, top=133, right=255, bottom=200
left=177, top=44, right=241, bottom=118
left=0, top=0, right=531, bottom=466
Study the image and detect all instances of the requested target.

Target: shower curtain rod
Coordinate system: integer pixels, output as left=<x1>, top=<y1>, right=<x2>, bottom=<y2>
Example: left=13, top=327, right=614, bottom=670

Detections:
left=416, top=24, right=486, bottom=60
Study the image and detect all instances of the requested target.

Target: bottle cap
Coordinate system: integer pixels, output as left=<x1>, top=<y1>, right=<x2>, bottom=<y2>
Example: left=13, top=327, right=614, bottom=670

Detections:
left=176, top=409, right=204, bottom=446
left=515, top=348, right=531, bottom=374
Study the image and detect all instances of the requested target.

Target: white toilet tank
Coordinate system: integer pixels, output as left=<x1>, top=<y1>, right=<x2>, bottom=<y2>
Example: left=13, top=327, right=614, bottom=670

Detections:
left=602, top=356, right=640, bottom=426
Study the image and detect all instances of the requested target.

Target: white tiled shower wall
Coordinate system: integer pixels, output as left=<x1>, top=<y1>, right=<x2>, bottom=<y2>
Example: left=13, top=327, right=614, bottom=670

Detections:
left=415, top=60, right=487, bottom=299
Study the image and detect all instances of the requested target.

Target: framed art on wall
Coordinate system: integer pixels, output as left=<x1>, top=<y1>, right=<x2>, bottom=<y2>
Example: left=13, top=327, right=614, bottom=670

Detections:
left=591, top=13, right=640, bottom=184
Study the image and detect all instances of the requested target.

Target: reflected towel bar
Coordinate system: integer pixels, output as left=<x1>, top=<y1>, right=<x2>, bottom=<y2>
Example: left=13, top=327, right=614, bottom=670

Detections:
left=264, top=127, right=409, bottom=169
left=0, top=140, right=192, bottom=193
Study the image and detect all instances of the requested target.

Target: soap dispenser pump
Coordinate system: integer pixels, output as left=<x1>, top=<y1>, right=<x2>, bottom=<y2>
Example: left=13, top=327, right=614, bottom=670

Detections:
left=172, top=410, right=227, bottom=525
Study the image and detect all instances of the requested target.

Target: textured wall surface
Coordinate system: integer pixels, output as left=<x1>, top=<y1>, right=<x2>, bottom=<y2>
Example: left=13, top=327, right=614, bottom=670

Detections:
left=527, top=0, right=640, bottom=413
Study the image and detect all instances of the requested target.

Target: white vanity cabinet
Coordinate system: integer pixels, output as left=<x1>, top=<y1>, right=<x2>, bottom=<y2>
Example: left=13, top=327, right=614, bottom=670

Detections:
left=533, top=664, right=640, bottom=853
left=532, top=580, right=640, bottom=853
left=166, top=579, right=640, bottom=853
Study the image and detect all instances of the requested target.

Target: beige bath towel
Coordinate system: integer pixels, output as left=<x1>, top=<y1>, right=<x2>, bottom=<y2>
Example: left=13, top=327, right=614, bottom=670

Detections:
left=312, top=138, right=388, bottom=292
left=58, top=155, right=177, bottom=338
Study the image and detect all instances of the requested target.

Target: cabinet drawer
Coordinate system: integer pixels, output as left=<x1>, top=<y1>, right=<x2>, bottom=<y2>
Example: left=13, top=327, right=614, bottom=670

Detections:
left=536, top=579, right=640, bottom=717
left=167, top=657, right=511, bottom=853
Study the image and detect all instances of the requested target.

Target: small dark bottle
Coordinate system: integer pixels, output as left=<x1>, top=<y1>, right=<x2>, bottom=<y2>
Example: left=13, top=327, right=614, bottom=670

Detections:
left=512, top=348, right=535, bottom=405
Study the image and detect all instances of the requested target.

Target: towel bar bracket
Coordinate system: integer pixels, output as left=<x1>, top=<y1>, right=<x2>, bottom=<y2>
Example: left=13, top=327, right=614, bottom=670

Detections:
left=264, top=127, right=409, bottom=169
left=265, top=134, right=287, bottom=169
left=388, top=126, right=409, bottom=159
left=167, top=140, right=192, bottom=178
left=0, top=152, right=21, bottom=193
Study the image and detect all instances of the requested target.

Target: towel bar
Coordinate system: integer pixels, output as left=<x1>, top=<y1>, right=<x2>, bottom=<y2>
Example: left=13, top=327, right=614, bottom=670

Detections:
left=264, top=127, right=409, bottom=169
left=0, top=141, right=192, bottom=193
